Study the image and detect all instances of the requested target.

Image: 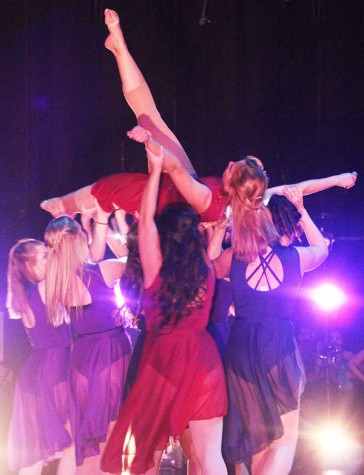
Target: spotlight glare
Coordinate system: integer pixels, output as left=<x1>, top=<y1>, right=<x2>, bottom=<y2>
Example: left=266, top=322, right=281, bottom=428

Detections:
left=113, top=279, right=125, bottom=308
left=316, top=427, right=347, bottom=455
left=313, top=423, right=363, bottom=472
left=309, top=283, right=346, bottom=312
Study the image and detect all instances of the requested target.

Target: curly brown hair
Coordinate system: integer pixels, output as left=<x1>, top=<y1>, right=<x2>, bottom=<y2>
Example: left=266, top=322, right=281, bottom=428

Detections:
left=155, top=204, right=209, bottom=328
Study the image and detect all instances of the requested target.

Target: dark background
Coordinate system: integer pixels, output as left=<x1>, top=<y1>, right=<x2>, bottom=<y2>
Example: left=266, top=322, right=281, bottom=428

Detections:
left=1, top=0, right=363, bottom=330
left=0, top=1, right=364, bottom=473
left=1, top=2, right=363, bottom=339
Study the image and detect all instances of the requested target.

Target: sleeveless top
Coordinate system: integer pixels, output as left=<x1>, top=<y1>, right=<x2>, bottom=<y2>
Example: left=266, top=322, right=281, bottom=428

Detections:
left=25, top=285, right=71, bottom=349
left=70, top=264, right=122, bottom=336
left=230, top=244, right=302, bottom=321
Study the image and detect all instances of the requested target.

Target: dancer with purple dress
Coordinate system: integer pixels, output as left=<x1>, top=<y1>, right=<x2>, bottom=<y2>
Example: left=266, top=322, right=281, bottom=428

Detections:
left=6, top=239, right=75, bottom=475
left=44, top=204, right=131, bottom=474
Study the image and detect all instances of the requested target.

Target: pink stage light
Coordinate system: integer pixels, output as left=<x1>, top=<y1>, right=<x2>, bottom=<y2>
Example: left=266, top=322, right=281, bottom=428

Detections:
left=309, top=283, right=347, bottom=312
left=113, top=279, right=125, bottom=308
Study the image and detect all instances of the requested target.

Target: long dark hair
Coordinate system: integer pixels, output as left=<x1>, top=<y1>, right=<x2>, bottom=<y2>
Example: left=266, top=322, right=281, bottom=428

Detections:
left=267, top=194, right=302, bottom=242
left=156, top=204, right=209, bottom=328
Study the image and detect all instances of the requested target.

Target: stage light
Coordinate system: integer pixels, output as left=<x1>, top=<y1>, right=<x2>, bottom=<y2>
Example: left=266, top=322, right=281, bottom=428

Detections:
left=309, top=283, right=346, bottom=312
left=113, top=232, right=128, bottom=246
left=312, top=423, right=362, bottom=474
left=113, top=279, right=125, bottom=308
left=113, top=280, right=139, bottom=330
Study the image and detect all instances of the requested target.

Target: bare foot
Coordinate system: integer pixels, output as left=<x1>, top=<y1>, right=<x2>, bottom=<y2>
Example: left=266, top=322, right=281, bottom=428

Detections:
left=104, top=9, right=126, bottom=56
left=40, top=198, right=75, bottom=219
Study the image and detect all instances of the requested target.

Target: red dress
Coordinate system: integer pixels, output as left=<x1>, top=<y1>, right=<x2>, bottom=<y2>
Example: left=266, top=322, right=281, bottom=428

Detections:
left=101, top=270, right=227, bottom=474
left=91, top=173, right=228, bottom=222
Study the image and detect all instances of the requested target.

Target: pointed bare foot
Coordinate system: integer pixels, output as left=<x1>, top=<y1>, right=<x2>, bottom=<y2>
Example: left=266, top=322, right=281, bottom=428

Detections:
left=104, top=9, right=126, bottom=56
left=40, top=198, right=75, bottom=219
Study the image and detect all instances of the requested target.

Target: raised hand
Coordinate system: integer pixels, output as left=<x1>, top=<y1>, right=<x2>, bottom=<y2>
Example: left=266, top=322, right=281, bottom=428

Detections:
left=337, top=172, right=358, bottom=189
left=127, top=125, right=151, bottom=144
left=146, top=145, right=164, bottom=173
left=282, top=185, right=304, bottom=213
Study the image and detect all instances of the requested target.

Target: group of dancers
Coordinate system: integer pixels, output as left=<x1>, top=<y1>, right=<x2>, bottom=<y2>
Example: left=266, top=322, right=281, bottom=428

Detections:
left=6, top=8, right=357, bottom=475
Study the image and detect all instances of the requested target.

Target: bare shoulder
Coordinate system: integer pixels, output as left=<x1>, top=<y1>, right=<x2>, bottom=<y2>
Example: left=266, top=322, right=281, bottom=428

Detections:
left=98, top=259, right=126, bottom=287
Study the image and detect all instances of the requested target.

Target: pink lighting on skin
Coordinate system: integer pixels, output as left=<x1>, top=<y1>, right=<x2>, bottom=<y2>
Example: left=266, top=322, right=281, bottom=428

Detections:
left=309, top=283, right=347, bottom=312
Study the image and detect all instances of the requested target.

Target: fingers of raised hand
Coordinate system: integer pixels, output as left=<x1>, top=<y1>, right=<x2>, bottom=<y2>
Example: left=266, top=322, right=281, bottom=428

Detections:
left=127, top=126, right=150, bottom=143
left=282, top=186, right=302, bottom=204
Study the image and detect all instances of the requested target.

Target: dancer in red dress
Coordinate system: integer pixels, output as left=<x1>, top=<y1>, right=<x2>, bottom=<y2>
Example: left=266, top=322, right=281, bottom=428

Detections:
left=101, top=146, right=227, bottom=475
left=40, top=9, right=357, bottom=227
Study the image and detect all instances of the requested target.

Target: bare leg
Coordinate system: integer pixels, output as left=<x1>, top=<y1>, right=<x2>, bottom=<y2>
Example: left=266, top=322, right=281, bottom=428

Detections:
left=126, top=127, right=212, bottom=215
left=57, top=422, right=76, bottom=475
left=139, top=449, right=163, bottom=475
left=57, top=445, right=76, bottom=475
left=235, top=462, right=250, bottom=475
left=180, top=428, right=202, bottom=475
left=189, top=417, right=227, bottom=475
left=104, top=8, right=196, bottom=175
left=40, top=185, right=96, bottom=218
left=251, top=409, right=299, bottom=475
left=74, top=453, right=100, bottom=475
left=19, top=461, right=43, bottom=475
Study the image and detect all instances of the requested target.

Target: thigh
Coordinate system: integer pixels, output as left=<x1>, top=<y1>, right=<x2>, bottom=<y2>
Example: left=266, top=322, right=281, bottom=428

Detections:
left=189, top=417, right=223, bottom=450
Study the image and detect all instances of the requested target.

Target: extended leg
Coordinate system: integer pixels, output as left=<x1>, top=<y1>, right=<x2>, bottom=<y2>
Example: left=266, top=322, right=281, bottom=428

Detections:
left=251, top=409, right=299, bottom=475
left=40, top=185, right=96, bottom=218
left=104, top=8, right=196, bottom=175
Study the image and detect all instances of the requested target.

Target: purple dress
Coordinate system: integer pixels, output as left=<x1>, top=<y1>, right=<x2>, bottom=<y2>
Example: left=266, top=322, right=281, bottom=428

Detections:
left=7, top=285, right=72, bottom=471
left=69, top=264, right=131, bottom=466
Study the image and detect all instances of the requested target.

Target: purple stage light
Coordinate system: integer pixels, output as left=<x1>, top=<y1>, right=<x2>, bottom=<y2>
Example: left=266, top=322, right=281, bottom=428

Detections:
left=309, top=283, right=347, bottom=313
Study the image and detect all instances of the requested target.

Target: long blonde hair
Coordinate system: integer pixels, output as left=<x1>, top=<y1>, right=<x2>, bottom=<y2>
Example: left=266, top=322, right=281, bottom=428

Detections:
left=6, top=239, right=45, bottom=321
left=45, top=216, right=89, bottom=325
left=228, top=158, right=279, bottom=262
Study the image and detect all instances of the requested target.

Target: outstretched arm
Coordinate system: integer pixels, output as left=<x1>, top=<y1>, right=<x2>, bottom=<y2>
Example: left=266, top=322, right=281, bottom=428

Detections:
left=127, top=125, right=212, bottom=215
left=264, top=172, right=358, bottom=203
left=138, top=147, right=163, bottom=288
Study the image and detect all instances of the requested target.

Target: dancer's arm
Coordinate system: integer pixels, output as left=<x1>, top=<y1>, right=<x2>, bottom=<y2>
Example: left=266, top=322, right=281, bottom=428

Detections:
left=106, top=209, right=130, bottom=258
left=264, top=172, right=358, bottom=203
left=212, top=248, right=233, bottom=279
left=283, top=187, right=329, bottom=273
left=88, top=199, right=112, bottom=262
left=207, top=218, right=230, bottom=261
left=128, top=125, right=212, bottom=214
left=138, top=147, right=163, bottom=288
left=113, top=208, right=129, bottom=235
left=99, top=258, right=126, bottom=288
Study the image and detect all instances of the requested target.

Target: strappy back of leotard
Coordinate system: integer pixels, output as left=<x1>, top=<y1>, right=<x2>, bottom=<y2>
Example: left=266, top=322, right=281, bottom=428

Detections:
left=246, top=249, right=283, bottom=291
